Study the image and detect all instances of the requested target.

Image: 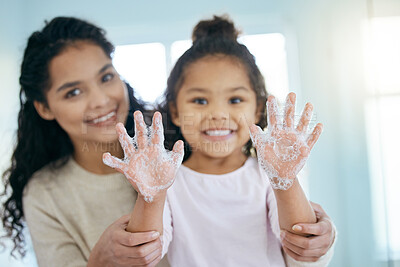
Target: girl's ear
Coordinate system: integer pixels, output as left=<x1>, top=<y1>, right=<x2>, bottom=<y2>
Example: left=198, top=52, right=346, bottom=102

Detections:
left=33, top=101, right=55, bottom=120
left=169, top=103, right=181, bottom=126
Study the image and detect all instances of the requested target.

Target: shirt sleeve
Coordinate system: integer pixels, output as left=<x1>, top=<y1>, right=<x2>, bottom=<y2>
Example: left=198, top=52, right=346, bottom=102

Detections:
left=161, top=197, right=173, bottom=258
left=23, top=181, right=87, bottom=267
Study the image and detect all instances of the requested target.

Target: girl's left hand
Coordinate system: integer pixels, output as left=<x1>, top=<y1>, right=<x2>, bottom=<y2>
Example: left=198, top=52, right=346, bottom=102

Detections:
left=103, top=111, right=184, bottom=202
left=250, top=92, right=323, bottom=190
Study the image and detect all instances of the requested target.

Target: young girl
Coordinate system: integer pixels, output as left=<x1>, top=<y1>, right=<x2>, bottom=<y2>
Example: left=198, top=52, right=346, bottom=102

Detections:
left=104, top=15, right=335, bottom=266
left=1, top=17, right=168, bottom=267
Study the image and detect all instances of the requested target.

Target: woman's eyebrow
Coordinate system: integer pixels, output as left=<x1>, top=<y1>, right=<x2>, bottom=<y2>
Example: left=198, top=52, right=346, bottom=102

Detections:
left=98, top=63, right=113, bottom=74
left=56, top=81, right=81, bottom=93
left=56, top=63, right=114, bottom=93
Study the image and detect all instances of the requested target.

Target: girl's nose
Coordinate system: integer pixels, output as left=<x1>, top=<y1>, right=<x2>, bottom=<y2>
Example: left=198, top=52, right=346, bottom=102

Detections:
left=208, top=104, right=228, bottom=120
left=89, top=86, right=110, bottom=109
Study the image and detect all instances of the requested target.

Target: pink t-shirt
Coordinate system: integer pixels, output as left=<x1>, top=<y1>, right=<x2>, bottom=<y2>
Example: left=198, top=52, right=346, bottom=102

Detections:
left=162, top=157, right=334, bottom=267
left=161, top=158, right=286, bottom=266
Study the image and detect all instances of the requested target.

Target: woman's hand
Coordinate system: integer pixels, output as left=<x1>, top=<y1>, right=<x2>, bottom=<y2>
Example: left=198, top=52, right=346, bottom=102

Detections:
left=280, top=202, right=336, bottom=262
left=88, top=215, right=163, bottom=267
left=250, top=92, right=323, bottom=190
left=103, top=111, right=184, bottom=202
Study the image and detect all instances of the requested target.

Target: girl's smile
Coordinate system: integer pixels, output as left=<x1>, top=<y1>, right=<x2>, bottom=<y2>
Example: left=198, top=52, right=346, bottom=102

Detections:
left=201, top=128, right=235, bottom=141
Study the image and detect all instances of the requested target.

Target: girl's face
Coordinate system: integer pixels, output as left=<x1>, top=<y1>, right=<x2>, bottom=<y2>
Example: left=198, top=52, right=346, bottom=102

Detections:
left=34, top=42, right=129, bottom=149
left=171, top=55, right=261, bottom=161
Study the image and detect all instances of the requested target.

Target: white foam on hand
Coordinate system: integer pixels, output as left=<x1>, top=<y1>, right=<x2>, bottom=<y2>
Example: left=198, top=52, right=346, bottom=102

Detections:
left=250, top=93, right=323, bottom=190
left=103, top=111, right=184, bottom=202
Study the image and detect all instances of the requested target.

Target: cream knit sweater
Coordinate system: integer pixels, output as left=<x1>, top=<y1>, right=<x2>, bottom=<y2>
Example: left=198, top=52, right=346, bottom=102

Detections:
left=22, top=158, right=170, bottom=267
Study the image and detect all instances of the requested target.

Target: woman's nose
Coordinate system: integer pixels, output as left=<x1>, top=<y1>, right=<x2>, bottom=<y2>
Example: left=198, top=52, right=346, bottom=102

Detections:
left=89, top=85, right=110, bottom=109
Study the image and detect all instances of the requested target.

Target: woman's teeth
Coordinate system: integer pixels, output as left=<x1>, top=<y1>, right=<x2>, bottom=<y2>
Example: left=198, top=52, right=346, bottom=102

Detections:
left=90, top=111, right=116, bottom=124
left=205, top=130, right=232, bottom=136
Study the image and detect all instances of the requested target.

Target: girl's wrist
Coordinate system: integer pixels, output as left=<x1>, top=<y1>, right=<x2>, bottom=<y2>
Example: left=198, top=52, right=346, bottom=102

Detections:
left=137, top=191, right=167, bottom=203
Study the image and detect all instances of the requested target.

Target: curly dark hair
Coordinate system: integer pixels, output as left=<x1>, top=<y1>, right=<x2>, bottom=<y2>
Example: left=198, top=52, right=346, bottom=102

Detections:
left=1, top=16, right=144, bottom=258
left=159, top=15, right=268, bottom=161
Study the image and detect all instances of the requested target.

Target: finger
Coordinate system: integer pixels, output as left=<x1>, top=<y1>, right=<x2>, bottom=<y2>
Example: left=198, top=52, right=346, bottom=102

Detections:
left=116, top=123, right=135, bottom=158
left=292, top=219, right=331, bottom=236
left=282, top=245, right=320, bottom=262
left=249, top=124, right=264, bottom=148
left=307, top=123, right=323, bottom=149
left=296, top=102, right=313, bottom=133
left=171, top=140, right=184, bottom=165
left=147, top=255, right=162, bottom=267
left=283, top=92, right=296, bottom=129
left=151, top=112, right=164, bottom=146
left=310, top=201, right=324, bottom=214
left=134, top=111, right=148, bottom=149
left=282, top=236, right=326, bottom=257
left=118, top=231, right=161, bottom=247
left=129, top=238, right=162, bottom=258
left=267, top=95, right=278, bottom=128
left=115, top=214, right=131, bottom=227
left=132, top=244, right=162, bottom=264
left=102, top=153, right=126, bottom=173
left=282, top=230, right=329, bottom=250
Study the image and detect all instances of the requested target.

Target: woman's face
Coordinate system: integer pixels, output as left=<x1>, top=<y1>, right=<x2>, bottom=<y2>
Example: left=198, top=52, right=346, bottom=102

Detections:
left=35, top=41, right=129, bottom=149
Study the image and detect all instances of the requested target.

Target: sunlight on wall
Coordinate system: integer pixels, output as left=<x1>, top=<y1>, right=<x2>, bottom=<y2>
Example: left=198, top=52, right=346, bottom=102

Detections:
left=364, top=16, right=400, bottom=261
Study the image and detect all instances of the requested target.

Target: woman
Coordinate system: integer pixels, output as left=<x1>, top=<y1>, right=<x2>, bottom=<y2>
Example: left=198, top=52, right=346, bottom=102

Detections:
left=1, top=16, right=335, bottom=267
left=1, top=17, right=166, bottom=267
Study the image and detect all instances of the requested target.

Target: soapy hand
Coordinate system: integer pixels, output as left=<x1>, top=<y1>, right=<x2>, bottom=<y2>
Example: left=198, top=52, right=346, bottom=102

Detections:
left=103, top=111, right=184, bottom=202
left=250, top=93, right=323, bottom=190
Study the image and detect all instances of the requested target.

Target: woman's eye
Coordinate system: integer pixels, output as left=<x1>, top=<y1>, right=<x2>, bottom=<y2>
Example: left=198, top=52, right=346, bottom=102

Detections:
left=193, top=98, right=208, bottom=105
left=230, top=97, right=243, bottom=104
left=102, top=73, right=114, bottom=83
left=65, top=88, right=82, bottom=99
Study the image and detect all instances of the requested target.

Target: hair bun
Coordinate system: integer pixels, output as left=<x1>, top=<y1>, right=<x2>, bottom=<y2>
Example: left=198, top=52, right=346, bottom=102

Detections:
left=192, top=15, right=240, bottom=42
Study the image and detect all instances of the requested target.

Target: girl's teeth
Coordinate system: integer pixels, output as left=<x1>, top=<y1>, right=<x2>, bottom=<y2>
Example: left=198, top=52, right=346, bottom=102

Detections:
left=91, top=111, right=116, bottom=124
left=205, top=130, right=231, bottom=136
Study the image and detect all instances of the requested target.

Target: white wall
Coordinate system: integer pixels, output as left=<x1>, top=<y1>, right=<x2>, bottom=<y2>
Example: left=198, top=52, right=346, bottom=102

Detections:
left=1, top=0, right=399, bottom=266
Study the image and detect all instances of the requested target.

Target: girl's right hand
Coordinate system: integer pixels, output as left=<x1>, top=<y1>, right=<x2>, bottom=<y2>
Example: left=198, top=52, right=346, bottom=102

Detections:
left=88, top=215, right=162, bottom=267
left=103, top=111, right=184, bottom=202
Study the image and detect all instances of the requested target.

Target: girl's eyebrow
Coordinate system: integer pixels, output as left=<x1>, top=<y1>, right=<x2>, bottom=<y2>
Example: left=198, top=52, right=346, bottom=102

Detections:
left=228, top=86, right=250, bottom=92
left=185, top=86, right=250, bottom=94
left=56, top=63, right=113, bottom=93
left=185, top=88, right=209, bottom=94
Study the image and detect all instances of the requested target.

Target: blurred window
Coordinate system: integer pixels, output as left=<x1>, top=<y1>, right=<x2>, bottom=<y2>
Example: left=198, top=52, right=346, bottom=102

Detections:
left=364, top=16, right=400, bottom=262
left=113, top=43, right=167, bottom=103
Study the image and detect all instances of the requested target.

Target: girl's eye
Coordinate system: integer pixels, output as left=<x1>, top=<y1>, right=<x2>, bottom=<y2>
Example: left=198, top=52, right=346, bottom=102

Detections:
left=65, top=88, right=82, bottom=99
left=230, top=97, right=243, bottom=104
left=102, top=73, right=114, bottom=83
left=193, top=98, right=208, bottom=105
